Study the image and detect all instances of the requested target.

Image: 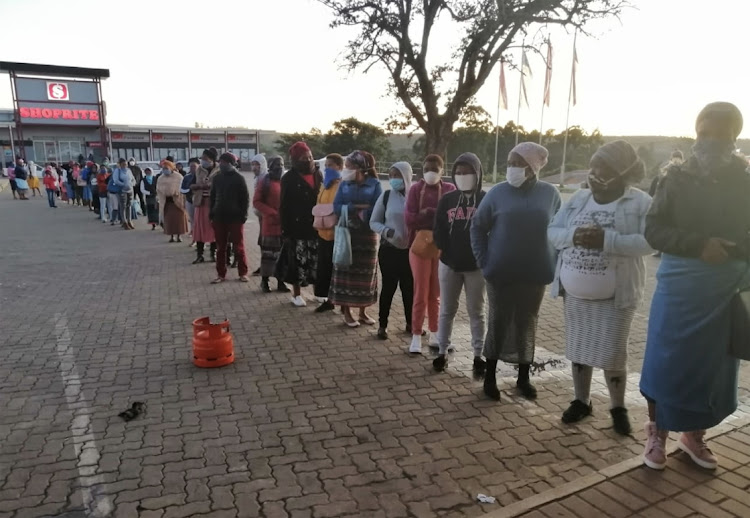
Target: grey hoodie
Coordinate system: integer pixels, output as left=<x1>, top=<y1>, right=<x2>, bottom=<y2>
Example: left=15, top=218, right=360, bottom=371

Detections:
left=369, top=161, right=414, bottom=249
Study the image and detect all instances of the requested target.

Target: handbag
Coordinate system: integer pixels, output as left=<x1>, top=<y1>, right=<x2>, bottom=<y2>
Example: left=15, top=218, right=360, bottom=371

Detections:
left=409, top=183, right=441, bottom=259
left=312, top=203, right=338, bottom=230
left=730, top=262, right=750, bottom=360
left=333, top=205, right=352, bottom=269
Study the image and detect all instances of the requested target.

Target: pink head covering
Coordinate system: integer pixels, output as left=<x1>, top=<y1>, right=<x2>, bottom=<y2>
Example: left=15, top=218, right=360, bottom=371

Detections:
left=510, top=142, right=549, bottom=174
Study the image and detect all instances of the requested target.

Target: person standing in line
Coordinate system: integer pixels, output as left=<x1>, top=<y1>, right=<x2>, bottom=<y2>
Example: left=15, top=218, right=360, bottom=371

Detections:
left=471, top=142, right=561, bottom=401
left=13, top=158, right=30, bottom=200
left=8, top=165, right=18, bottom=200
left=313, top=153, right=343, bottom=312
left=80, top=162, right=93, bottom=209
left=113, top=158, right=135, bottom=230
left=181, top=160, right=197, bottom=242
left=276, top=142, right=322, bottom=307
left=97, top=166, right=110, bottom=223
left=405, top=155, right=456, bottom=353
left=107, top=166, right=121, bottom=225
left=89, top=163, right=100, bottom=216
left=249, top=154, right=269, bottom=276
left=27, top=165, right=41, bottom=197
left=141, top=168, right=159, bottom=230
left=370, top=162, right=414, bottom=340
left=433, top=153, right=487, bottom=375
left=74, top=164, right=87, bottom=207
left=640, top=103, right=750, bottom=471
left=328, top=151, right=382, bottom=327
left=210, top=153, right=251, bottom=283
left=549, top=140, right=653, bottom=436
left=156, top=161, right=189, bottom=242
left=129, top=158, right=145, bottom=214
left=253, top=156, right=289, bottom=293
left=63, top=162, right=75, bottom=203
left=42, top=167, right=58, bottom=208
left=191, top=149, right=219, bottom=264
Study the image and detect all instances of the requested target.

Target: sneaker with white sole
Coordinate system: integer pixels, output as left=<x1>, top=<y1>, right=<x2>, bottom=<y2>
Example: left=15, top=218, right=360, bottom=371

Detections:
left=314, top=296, right=327, bottom=303
left=643, top=421, right=668, bottom=470
left=291, top=296, right=307, bottom=307
left=679, top=430, right=717, bottom=470
left=409, top=334, right=422, bottom=355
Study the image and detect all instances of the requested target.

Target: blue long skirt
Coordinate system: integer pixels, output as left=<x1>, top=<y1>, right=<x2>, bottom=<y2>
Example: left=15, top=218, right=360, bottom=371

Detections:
left=640, top=254, right=748, bottom=431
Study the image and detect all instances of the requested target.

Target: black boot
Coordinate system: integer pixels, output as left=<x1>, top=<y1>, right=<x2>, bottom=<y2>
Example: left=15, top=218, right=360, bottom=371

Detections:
left=472, top=357, right=487, bottom=378
left=277, top=281, right=291, bottom=293
left=209, top=243, right=217, bottom=262
left=261, top=278, right=271, bottom=293
left=192, top=254, right=205, bottom=264
left=516, top=364, right=537, bottom=400
left=483, top=359, right=500, bottom=401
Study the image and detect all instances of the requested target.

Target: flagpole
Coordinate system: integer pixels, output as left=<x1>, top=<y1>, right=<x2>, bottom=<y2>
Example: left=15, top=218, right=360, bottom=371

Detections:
left=493, top=76, right=502, bottom=184
left=515, top=42, right=525, bottom=146
left=560, top=30, right=577, bottom=188
left=539, top=39, right=549, bottom=144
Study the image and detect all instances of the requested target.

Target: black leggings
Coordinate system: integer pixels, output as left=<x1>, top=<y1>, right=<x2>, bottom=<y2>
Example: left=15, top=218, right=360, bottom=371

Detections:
left=315, top=238, right=334, bottom=298
left=378, top=245, right=413, bottom=329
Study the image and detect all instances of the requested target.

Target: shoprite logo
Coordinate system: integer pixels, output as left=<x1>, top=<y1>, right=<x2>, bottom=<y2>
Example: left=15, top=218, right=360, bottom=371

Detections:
left=18, top=107, right=99, bottom=121
left=46, top=82, right=70, bottom=101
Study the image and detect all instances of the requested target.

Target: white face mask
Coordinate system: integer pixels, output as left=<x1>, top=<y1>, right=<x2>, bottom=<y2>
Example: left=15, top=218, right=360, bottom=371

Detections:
left=506, top=167, right=527, bottom=188
left=341, top=168, right=356, bottom=181
left=128, top=161, right=135, bottom=166
left=454, top=175, right=476, bottom=192
left=423, top=171, right=440, bottom=185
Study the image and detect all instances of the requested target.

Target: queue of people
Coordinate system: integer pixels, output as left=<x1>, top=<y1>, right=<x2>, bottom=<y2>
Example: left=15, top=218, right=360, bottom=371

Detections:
left=12, top=102, right=748, bottom=475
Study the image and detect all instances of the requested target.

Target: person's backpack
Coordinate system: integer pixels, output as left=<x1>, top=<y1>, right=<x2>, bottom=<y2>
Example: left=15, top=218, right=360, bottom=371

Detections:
left=383, top=190, right=391, bottom=211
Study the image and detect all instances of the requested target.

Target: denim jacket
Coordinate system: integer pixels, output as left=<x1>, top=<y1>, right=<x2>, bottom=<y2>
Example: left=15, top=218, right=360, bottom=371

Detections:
left=547, top=187, right=653, bottom=308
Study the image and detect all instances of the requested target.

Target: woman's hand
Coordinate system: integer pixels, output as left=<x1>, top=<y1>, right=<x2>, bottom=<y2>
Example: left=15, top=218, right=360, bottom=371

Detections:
left=700, top=237, right=735, bottom=265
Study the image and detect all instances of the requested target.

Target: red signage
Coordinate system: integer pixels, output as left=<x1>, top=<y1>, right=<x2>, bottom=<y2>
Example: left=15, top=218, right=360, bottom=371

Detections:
left=47, top=82, right=70, bottom=101
left=18, top=107, right=99, bottom=121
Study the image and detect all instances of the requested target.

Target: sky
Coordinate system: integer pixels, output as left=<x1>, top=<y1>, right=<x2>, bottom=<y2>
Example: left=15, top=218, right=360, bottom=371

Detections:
left=0, top=0, right=747, bottom=138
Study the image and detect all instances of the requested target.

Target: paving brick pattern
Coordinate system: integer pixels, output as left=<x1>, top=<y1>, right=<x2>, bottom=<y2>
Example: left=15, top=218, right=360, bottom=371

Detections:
left=0, top=177, right=749, bottom=518
left=523, top=424, right=750, bottom=518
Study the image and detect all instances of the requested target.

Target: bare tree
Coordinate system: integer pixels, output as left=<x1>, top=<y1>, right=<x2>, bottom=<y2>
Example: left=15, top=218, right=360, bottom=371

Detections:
left=318, top=0, right=627, bottom=155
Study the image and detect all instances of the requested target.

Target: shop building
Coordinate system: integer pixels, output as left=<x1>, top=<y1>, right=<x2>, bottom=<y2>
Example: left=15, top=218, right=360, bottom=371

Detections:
left=0, top=62, right=260, bottom=168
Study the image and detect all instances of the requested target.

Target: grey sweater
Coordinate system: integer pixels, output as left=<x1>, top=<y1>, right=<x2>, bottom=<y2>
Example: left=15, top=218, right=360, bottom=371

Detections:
left=470, top=177, right=561, bottom=285
left=370, top=188, right=409, bottom=249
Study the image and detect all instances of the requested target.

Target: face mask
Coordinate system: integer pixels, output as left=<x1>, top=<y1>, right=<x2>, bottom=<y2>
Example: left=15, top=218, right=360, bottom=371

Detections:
left=423, top=171, right=440, bottom=185
left=200, top=159, right=212, bottom=169
left=219, top=163, right=234, bottom=173
left=162, top=168, right=172, bottom=175
left=342, top=168, right=356, bottom=181
left=454, top=175, right=476, bottom=192
left=128, top=161, right=135, bottom=166
left=588, top=172, right=621, bottom=194
left=693, top=139, right=735, bottom=170
left=506, top=167, right=527, bottom=188
left=389, top=178, right=405, bottom=191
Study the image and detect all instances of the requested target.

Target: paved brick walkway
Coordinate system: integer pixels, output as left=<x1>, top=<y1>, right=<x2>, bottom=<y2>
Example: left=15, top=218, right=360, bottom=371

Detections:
left=0, top=177, right=748, bottom=518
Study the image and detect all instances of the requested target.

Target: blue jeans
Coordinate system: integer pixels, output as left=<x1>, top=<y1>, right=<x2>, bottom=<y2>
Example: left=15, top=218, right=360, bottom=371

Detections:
left=46, top=188, right=56, bottom=207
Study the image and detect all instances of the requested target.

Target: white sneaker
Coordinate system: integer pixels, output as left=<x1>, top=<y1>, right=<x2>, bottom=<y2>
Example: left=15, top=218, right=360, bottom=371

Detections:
left=447, top=344, right=456, bottom=352
left=428, top=332, right=440, bottom=349
left=315, top=297, right=328, bottom=303
left=291, top=296, right=307, bottom=307
left=409, top=335, right=422, bottom=354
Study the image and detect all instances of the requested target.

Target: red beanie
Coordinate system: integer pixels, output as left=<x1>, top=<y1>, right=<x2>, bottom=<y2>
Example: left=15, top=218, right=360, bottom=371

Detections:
left=289, top=141, right=311, bottom=161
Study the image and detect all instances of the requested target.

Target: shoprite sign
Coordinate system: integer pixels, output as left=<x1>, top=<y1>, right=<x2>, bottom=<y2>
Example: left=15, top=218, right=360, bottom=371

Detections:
left=15, top=77, right=101, bottom=126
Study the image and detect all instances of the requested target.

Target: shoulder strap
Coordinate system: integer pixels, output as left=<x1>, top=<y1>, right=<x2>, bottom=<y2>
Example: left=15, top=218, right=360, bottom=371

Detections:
left=383, top=190, right=391, bottom=210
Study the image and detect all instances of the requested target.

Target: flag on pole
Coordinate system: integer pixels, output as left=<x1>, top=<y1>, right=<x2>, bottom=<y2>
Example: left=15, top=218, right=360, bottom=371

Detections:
left=521, top=50, right=532, bottom=107
left=542, top=40, right=553, bottom=107
left=571, top=44, right=579, bottom=106
left=499, top=61, right=508, bottom=110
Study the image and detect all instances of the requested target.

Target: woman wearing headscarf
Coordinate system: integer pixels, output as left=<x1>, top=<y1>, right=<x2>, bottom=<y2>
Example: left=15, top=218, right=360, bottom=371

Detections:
left=13, top=158, right=30, bottom=201
left=328, top=151, right=382, bottom=326
left=27, top=164, right=41, bottom=197
left=276, top=142, right=323, bottom=307
left=140, top=168, right=159, bottom=230
left=640, top=103, right=750, bottom=471
left=191, top=148, right=219, bottom=263
left=370, top=162, right=414, bottom=339
left=405, top=155, right=456, bottom=353
left=548, top=140, right=652, bottom=436
left=251, top=153, right=269, bottom=276
left=471, top=142, right=561, bottom=401
left=254, top=156, right=289, bottom=293
left=433, top=153, right=487, bottom=374
left=156, top=160, right=189, bottom=242
left=314, top=153, right=343, bottom=313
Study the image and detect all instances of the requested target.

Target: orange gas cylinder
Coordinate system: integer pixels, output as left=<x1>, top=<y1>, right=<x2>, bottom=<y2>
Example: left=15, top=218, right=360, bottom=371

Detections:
left=192, top=317, right=234, bottom=368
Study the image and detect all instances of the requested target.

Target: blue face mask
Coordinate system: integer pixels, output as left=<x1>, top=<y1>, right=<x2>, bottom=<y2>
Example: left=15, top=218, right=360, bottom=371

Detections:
left=389, top=178, right=405, bottom=191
